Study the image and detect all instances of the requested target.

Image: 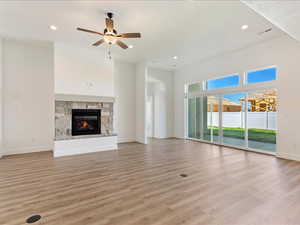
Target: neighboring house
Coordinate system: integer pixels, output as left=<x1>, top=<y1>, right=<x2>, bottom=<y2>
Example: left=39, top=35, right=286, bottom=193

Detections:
left=207, top=96, right=242, bottom=112
left=240, top=90, right=277, bottom=112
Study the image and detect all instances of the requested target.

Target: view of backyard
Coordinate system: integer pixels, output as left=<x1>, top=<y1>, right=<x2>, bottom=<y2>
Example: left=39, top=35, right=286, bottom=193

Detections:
left=210, top=127, right=276, bottom=143
left=188, top=89, right=277, bottom=153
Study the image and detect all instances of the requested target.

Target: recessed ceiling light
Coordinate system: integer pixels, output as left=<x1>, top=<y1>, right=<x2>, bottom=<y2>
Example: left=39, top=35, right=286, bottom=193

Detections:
left=129, top=45, right=133, bottom=49
left=173, top=56, right=178, bottom=60
left=241, top=24, right=249, bottom=30
left=50, top=25, right=57, bottom=30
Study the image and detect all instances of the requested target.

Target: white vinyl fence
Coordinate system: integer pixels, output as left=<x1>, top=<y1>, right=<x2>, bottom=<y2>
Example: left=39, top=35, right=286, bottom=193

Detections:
left=208, top=112, right=277, bottom=130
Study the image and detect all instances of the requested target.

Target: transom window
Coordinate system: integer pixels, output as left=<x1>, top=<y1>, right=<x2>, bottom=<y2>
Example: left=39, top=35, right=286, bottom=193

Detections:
left=246, top=67, right=277, bottom=84
left=205, top=75, right=239, bottom=90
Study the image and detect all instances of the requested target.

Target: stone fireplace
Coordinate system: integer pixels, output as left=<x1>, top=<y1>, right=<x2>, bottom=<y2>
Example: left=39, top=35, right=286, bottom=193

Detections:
left=54, top=94, right=117, bottom=157
left=55, top=100, right=114, bottom=140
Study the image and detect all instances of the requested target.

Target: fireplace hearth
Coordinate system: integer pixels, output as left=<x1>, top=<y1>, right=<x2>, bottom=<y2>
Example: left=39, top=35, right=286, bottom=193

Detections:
left=72, top=109, right=101, bottom=136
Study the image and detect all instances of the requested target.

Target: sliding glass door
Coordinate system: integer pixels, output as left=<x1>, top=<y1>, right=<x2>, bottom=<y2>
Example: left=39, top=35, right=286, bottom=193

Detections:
left=222, top=93, right=246, bottom=148
left=188, top=95, right=220, bottom=143
left=187, top=89, right=277, bottom=153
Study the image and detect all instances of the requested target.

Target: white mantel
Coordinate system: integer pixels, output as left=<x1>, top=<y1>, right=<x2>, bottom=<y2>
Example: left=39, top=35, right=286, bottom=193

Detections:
left=55, top=93, right=115, bottom=103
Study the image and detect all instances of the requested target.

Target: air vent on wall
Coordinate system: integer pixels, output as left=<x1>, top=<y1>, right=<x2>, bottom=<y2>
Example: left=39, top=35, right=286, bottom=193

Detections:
left=258, top=28, right=272, bottom=35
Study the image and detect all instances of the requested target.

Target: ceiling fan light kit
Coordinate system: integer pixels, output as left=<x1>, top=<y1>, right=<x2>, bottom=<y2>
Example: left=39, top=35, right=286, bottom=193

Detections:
left=103, top=34, right=117, bottom=45
left=77, top=12, right=141, bottom=50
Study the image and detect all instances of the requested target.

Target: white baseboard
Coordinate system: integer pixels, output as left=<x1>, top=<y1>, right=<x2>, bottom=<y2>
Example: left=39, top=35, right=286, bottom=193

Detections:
left=135, top=137, right=147, bottom=144
left=152, top=136, right=177, bottom=139
left=117, top=137, right=136, bottom=143
left=3, top=145, right=53, bottom=156
left=54, top=136, right=118, bottom=157
left=276, top=152, right=300, bottom=162
left=174, top=136, right=184, bottom=139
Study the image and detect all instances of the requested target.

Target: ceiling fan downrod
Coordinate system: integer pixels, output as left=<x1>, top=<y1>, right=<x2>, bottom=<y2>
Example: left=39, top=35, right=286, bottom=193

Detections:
left=107, top=12, right=113, bottom=19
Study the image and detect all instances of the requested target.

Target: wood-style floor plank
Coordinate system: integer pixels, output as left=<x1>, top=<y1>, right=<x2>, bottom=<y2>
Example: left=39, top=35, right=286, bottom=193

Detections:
left=1, top=138, right=300, bottom=225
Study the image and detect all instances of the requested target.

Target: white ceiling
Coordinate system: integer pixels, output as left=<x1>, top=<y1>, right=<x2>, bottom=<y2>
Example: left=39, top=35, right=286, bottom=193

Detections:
left=243, top=0, right=300, bottom=43
left=0, top=1, right=285, bottom=70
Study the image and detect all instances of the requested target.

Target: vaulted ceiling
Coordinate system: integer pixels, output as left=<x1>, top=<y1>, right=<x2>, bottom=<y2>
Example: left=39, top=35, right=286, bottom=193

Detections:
left=0, top=1, right=285, bottom=70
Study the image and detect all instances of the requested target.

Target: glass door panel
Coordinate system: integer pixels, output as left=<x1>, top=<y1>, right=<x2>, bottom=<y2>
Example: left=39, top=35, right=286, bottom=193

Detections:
left=188, top=97, right=202, bottom=139
left=195, top=97, right=202, bottom=139
left=211, top=95, right=220, bottom=143
left=247, top=89, right=277, bottom=152
left=203, top=96, right=220, bottom=143
left=202, top=96, right=210, bottom=141
left=188, top=98, right=196, bottom=138
left=222, top=93, right=246, bottom=147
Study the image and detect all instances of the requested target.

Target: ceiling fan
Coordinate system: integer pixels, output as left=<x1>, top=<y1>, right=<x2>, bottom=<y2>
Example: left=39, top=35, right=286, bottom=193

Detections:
left=77, top=12, right=141, bottom=49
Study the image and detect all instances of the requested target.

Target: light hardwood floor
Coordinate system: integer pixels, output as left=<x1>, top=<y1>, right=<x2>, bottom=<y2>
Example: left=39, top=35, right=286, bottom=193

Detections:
left=1, top=138, right=300, bottom=225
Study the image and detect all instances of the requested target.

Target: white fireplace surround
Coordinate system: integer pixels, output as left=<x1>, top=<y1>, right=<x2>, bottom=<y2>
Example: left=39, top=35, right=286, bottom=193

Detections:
left=54, top=136, right=117, bottom=157
left=54, top=94, right=118, bottom=157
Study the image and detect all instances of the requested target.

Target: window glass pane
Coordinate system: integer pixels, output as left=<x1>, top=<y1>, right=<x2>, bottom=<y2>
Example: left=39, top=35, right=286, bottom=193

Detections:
left=247, top=89, right=277, bottom=152
left=202, top=96, right=210, bottom=142
left=203, top=96, right=220, bottom=143
left=195, top=97, right=202, bottom=139
left=188, top=97, right=202, bottom=139
left=247, top=67, right=276, bottom=84
left=206, top=75, right=239, bottom=90
left=188, top=83, right=202, bottom=93
left=188, top=98, right=196, bottom=138
left=222, top=93, right=246, bottom=148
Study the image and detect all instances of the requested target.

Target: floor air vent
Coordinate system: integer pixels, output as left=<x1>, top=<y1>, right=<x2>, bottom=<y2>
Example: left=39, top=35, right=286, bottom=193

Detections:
left=26, top=215, right=41, bottom=224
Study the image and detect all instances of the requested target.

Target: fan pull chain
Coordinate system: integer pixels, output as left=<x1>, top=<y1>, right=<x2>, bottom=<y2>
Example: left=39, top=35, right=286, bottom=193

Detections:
left=107, top=44, right=112, bottom=60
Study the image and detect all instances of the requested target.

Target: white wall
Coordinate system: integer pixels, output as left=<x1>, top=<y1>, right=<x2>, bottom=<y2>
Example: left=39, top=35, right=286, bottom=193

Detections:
left=146, top=83, right=155, bottom=138
left=135, top=62, right=147, bottom=144
left=114, top=60, right=136, bottom=143
left=2, top=39, right=54, bottom=155
left=0, top=38, right=3, bottom=157
left=54, top=42, right=114, bottom=97
left=174, top=35, right=300, bottom=161
left=147, top=68, right=174, bottom=138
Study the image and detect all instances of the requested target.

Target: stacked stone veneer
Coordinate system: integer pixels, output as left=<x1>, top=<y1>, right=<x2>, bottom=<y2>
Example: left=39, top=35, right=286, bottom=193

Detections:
left=55, top=101, right=114, bottom=140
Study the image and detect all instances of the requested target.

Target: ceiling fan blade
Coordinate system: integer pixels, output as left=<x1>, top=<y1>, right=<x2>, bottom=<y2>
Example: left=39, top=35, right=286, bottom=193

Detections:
left=77, top=27, right=103, bottom=35
left=106, top=18, right=114, bottom=32
left=117, top=33, right=141, bottom=38
left=116, top=40, right=128, bottom=49
left=92, top=39, right=105, bottom=46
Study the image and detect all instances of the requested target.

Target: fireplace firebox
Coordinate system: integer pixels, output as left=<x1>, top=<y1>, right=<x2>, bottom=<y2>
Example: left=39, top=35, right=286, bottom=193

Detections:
left=72, top=109, right=101, bottom=136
